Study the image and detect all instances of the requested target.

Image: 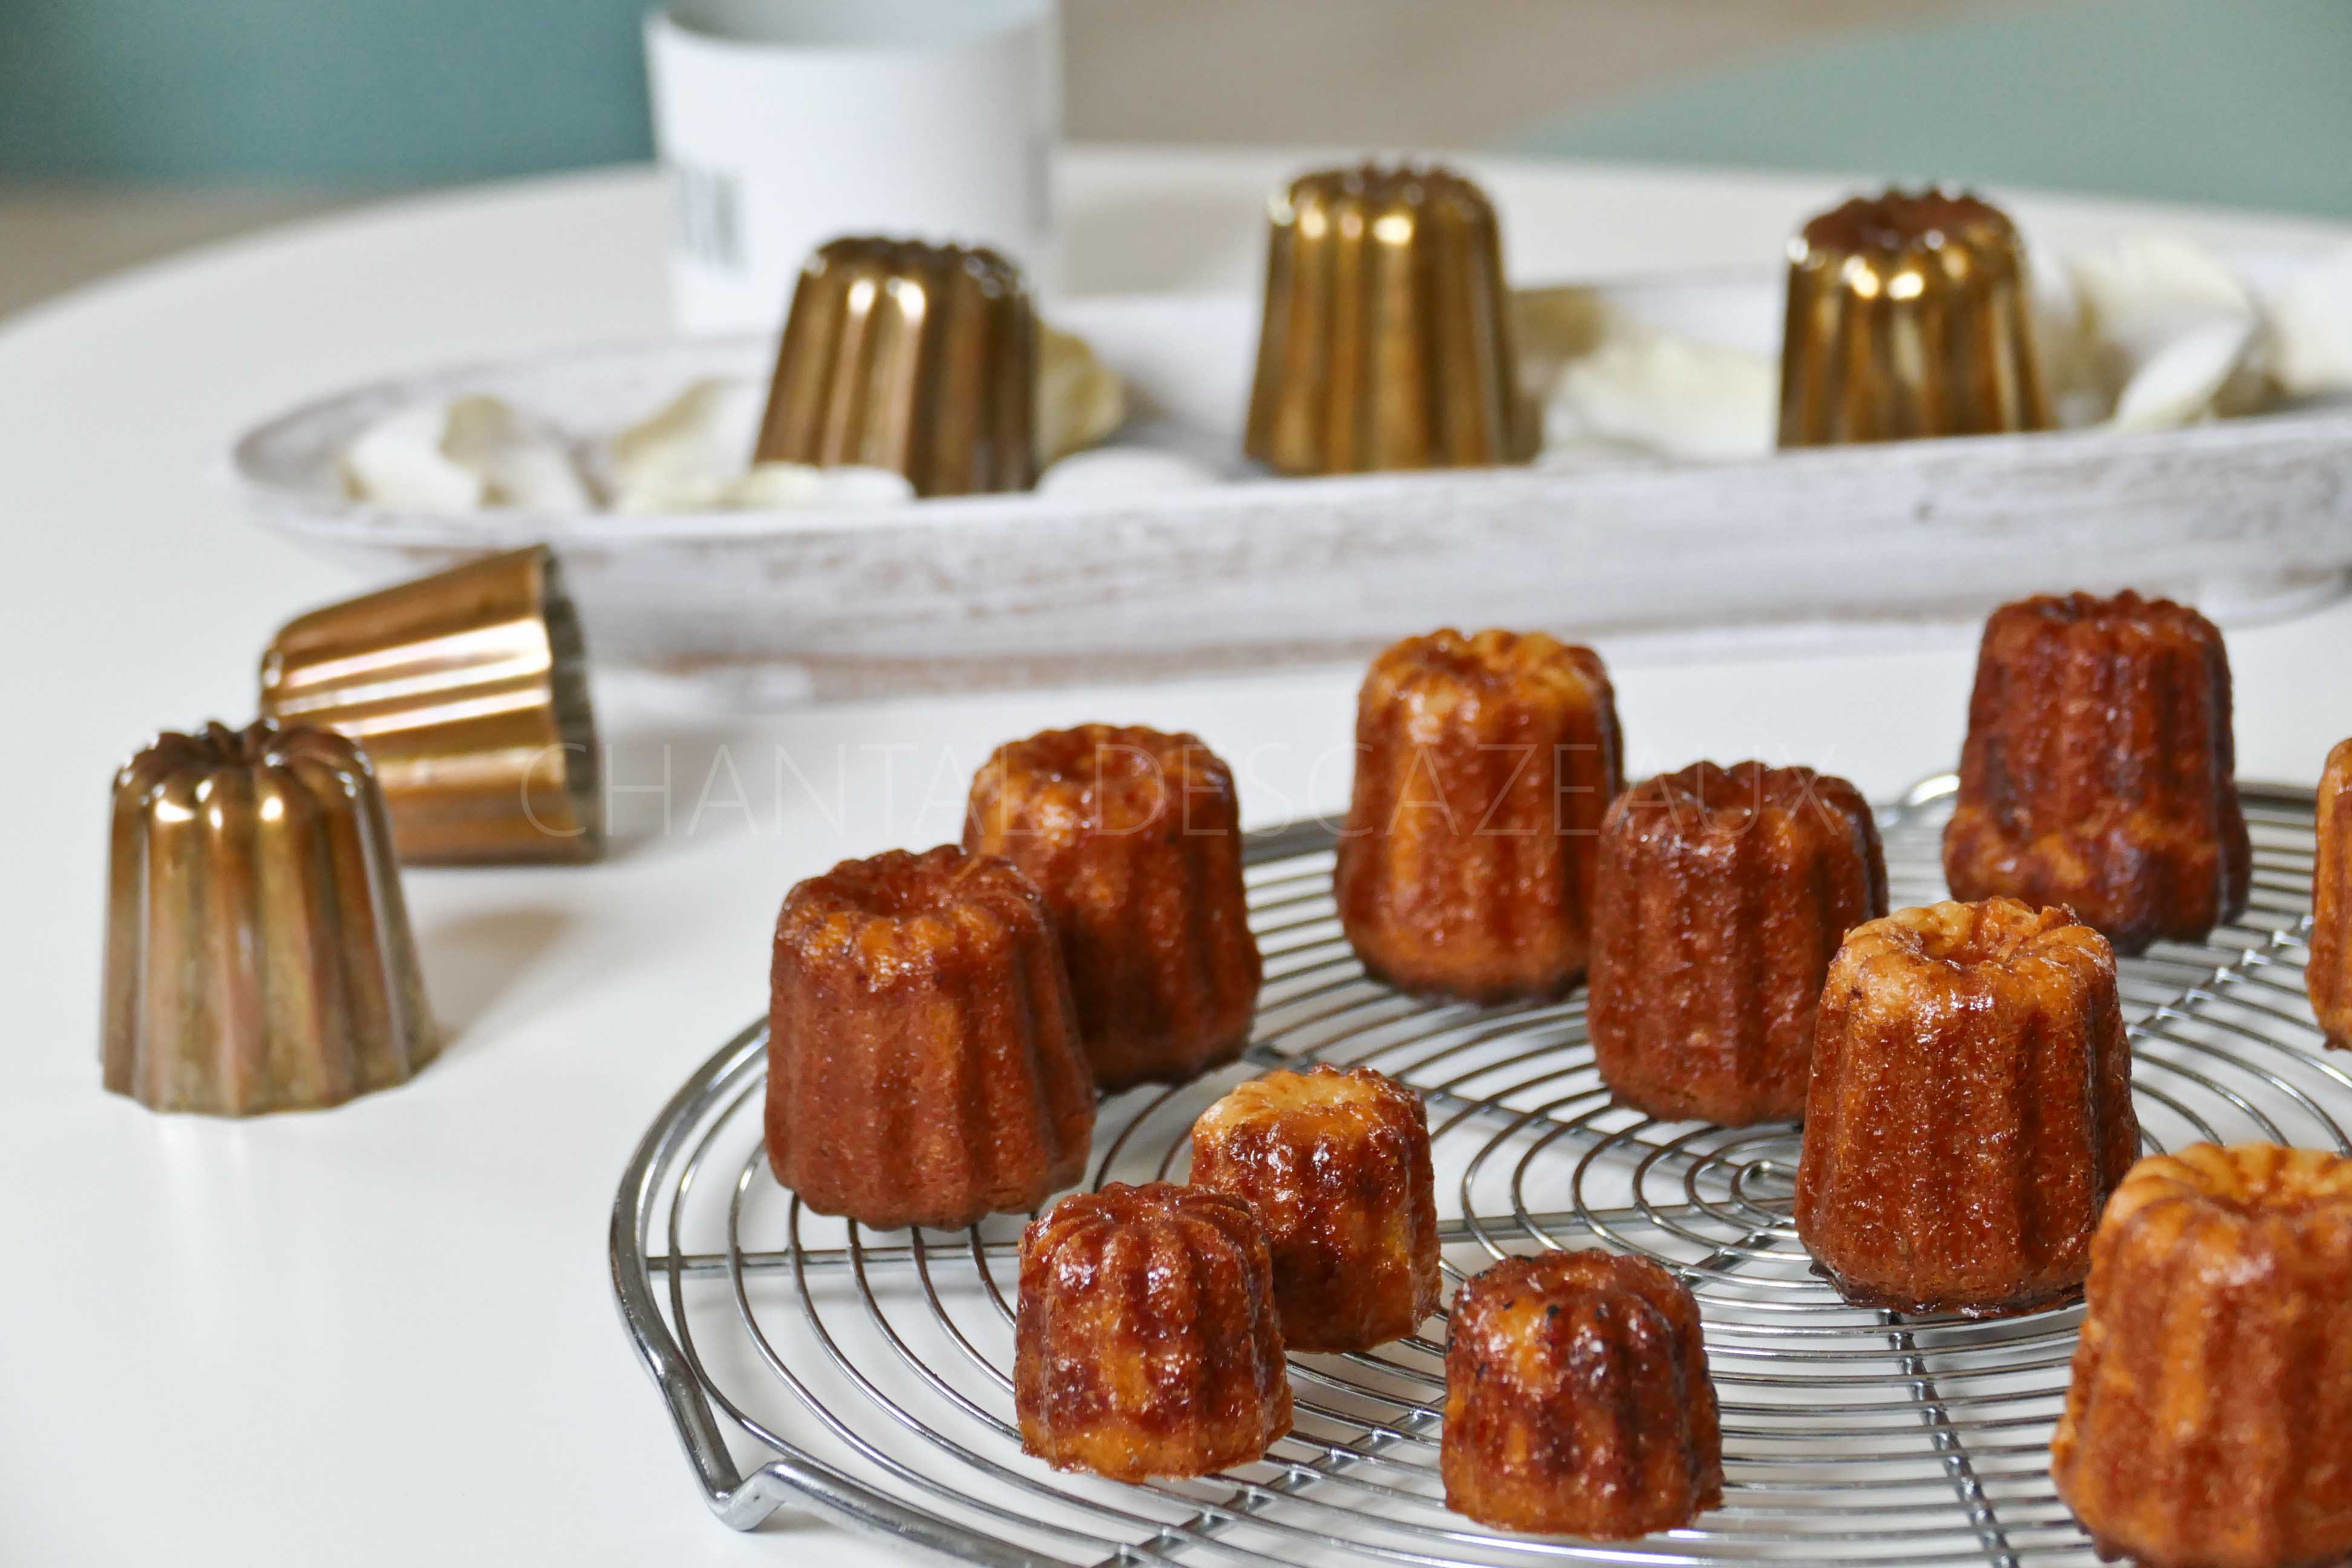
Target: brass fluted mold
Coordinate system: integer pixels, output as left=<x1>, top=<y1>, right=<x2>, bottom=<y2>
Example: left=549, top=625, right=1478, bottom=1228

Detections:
left=103, top=720, right=437, bottom=1116
left=755, top=237, right=1039, bottom=497
left=260, top=546, right=602, bottom=864
left=1779, top=188, right=2051, bottom=448
left=1246, top=163, right=1534, bottom=476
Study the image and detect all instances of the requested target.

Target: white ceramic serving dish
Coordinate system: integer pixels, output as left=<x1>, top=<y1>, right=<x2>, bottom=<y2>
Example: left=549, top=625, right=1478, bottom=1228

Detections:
left=230, top=274, right=2352, bottom=704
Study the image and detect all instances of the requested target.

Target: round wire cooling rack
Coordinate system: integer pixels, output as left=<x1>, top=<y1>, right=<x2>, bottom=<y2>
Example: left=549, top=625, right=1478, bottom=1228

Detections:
left=611, top=774, right=2351, bottom=1567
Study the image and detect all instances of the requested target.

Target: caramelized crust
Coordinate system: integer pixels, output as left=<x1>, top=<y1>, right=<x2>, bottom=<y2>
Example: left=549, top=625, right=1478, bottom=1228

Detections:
left=1189, top=1065, right=1441, bottom=1352
left=2308, top=737, right=2352, bottom=1050
left=1016, top=1182, right=1292, bottom=1480
left=766, top=845, right=1095, bottom=1229
left=1336, top=629, right=1624, bottom=1001
left=967, top=725, right=1263, bottom=1090
left=1944, top=590, right=2251, bottom=955
left=1589, top=762, right=1887, bottom=1125
left=1442, top=1250, right=1723, bottom=1538
left=2052, top=1145, right=2352, bottom=1568
left=1795, top=899, right=2138, bottom=1315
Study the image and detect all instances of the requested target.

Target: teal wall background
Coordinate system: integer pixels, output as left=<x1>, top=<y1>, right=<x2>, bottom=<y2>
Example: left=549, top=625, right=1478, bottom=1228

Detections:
left=0, top=0, right=653, bottom=184
left=1519, top=0, right=2352, bottom=220
left=4, top=0, right=2349, bottom=218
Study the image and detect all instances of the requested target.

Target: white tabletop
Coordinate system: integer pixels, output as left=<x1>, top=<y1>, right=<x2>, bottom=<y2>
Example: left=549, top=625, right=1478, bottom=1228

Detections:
left=5, top=147, right=2350, bottom=1566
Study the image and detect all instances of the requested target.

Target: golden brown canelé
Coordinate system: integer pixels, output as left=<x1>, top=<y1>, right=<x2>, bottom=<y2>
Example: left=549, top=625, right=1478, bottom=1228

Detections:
left=1189, top=1065, right=1442, bottom=1353
left=1016, top=1182, right=1292, bottom=1480
left=1588, top=762, right=1889, bottom=1126
left=965, top=725, right=1263, bottom=1091
left=2308, top=737, right=2352, bottom=1050
left=1246, top=163, right=1534, bottom=475
left=1779, top=188, right=2050, bottom=447
left=1794, top=899, right=2139, bottom=1315
left=1944, top=590, right=2251, bottom=956
left=766, top=845, right=1095, bottom=1229
left=755, top=236, right=1037, bottom=497
left=1442, top=1250, right=1723, bottom=1538
left=2051, top=1144, right=2352, bottom=1568
left=1336, top=629, right=1624, bottom=1002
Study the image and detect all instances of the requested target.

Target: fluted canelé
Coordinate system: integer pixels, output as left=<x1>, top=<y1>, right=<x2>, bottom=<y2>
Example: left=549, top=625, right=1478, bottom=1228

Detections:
left=1247, top=163, right=1534, bottom=475
left=1336, top=629, right=1623, bottom=1001
left=965, top=725, right=1261, bottom=1091
left=102, top=720, right=437, bottom=1114
left=260, top=545, right=601, bottom=864
left=1189, top=1065, right=1440, bottom=1353
left=1779, top=188, right=2050, bottom=447
left=765, top=845, right=1094, bottom=1229
left=1442, top=1250, right=1723, bottom=1538
left=1016, top=1183, right=1292, bottom=1480
left=755, top=236, right=1037, bottom=497
left=1795, top=899, right=2138, bottom=1316
left=2052, top=1144, right=2352, bottom=1568
left=1943, top=590, right=2250, bottom=955
left=1589, top=762, right=1887, bottom=1126
left=2308, top=737, right=2352, bottom=1049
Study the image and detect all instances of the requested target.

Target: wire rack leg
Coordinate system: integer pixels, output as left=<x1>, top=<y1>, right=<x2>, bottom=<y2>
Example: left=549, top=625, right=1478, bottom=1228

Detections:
left=1884, top=1316, right=2020, bottom=1568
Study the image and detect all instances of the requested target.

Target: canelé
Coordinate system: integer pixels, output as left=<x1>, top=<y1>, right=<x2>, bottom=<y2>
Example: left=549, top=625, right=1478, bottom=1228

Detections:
left=1588, top=761, right=1887, bottom=1125
left=1016, top=1182, right=1292, bottom=1480
left=1335, top=629, right=1624, bottom=1001
left=966, top=725, right=1261, bottom=1090
left=1794, top=898, right=2138, bottom=1315
left=2052, top=1143, right=2352, bottom=1568
left=2308, top=737, right=2352, bottom=1050
left=1189, top=1065, right=1440, bottom=1352
left=1442, top=1250, right=1722, bottom=1538
left=765, top=845, right=1094, bottom=1229
left=1943, top=590, right=2250, bottom=955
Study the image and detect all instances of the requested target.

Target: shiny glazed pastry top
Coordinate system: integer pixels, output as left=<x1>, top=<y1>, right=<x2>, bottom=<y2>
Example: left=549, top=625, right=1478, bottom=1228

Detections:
left=1441, top=1248, right=1723, bottom=1538
left=2051, top=1143, right=2352, bottom=1568
left=1015, top=1181, right=1293, bottom=1480
left=1336, top=628, right=1624, bottom=1002
left=1588, top=759, right=1888, bottom=1126
left=1943, top=589, right=2250, bottom=955
left=1189, top=1064, right=1442, bottom=1352
left=1795, top=897, right=2138, bottom=1316
left=765, top=844, right=1095, bottom=1230
left=965, top=723, right=1263, bottom=1090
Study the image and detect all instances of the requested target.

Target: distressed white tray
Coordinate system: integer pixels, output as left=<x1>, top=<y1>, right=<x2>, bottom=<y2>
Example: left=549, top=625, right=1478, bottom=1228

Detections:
left=229, top=277, right=2352, bottom=704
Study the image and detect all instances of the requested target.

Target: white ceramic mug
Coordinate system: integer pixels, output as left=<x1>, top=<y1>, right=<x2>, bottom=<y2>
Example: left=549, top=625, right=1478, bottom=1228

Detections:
left=645, top=0, right=1061, bottom=336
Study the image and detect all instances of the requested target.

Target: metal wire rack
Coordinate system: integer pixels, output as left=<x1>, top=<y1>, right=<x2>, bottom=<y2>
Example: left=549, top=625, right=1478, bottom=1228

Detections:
left=610, top=774, right=2348, bottom=1566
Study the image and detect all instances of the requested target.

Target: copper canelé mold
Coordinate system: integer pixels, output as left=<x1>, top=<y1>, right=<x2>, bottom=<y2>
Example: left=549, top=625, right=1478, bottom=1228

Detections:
left=1246, top=162, right=1534, bottom=476
left=755, top=236, right=1039, bottom=497
left=1779, top=188, right=2052, bottom=448
left=102, top=719, right=438, bottom=1116
left=260, top=545, right=601, bottom=864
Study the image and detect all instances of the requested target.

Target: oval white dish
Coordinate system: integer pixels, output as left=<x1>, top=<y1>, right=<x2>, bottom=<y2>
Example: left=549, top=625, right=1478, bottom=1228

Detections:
left=229, top=274, right=2352, bottom=704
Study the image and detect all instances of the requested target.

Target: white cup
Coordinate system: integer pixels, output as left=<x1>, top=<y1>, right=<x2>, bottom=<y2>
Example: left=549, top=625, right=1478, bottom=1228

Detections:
left=645, top=0, right=1061, bottom=336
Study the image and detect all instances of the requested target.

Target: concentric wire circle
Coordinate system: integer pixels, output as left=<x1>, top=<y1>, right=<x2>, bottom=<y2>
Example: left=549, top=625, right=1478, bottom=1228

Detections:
left=612, top=779, right=2347, bottom=1567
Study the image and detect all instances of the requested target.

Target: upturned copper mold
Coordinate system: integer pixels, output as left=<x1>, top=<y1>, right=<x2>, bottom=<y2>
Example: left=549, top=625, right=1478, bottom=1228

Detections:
left=1246, top=162, right=1534, bottom=475
left=755, top=236, right=1039, bottom=497
left=260, top=546, right=602, bottom=864
left=102, top=720, right=437, bottom=1116
left=1779, top=188, right=2051, bottom=448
